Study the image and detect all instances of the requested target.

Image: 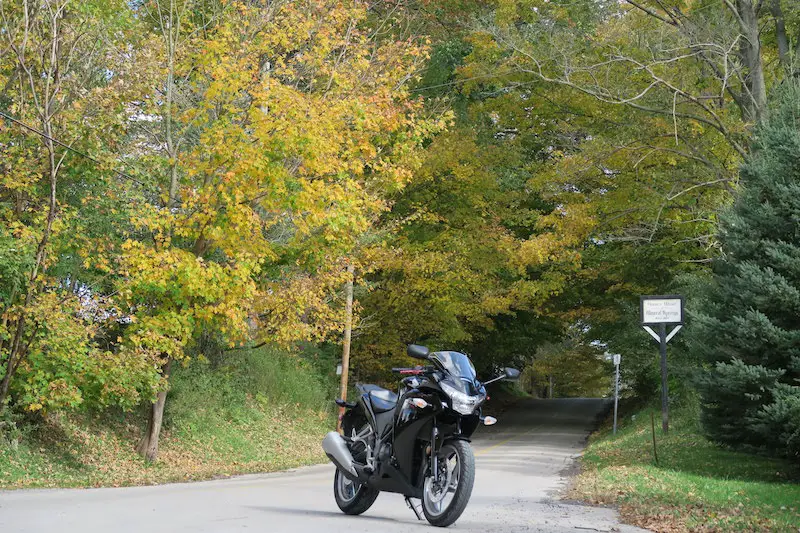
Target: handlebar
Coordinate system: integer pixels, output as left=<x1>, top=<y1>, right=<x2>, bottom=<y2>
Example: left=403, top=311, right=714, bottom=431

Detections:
left=391, top=366, right=432, bottom=375
left=391, top=367, right=422, bottom=375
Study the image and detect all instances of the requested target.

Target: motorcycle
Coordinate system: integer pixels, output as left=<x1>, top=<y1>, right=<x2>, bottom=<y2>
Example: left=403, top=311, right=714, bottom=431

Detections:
left=321, top=344, right=520, bottom=527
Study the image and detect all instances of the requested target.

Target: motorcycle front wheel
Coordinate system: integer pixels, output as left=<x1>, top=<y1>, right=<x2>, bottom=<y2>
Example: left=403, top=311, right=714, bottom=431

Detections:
left=333, top=468, right=379, bottom=515
left=422, top=439, right=475, bottom=527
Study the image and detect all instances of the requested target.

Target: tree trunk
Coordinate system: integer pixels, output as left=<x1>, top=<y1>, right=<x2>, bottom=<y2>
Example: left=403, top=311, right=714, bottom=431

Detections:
left=136, top=359, right=172, bottom=462
left=796, top=27, right=800, bottom=66
left=736, top=0, right=768, bottom=123
left=0, top=364, right=13, bottom=410
left=770, top=0, right=790, bottom=70
left=0, top=99, right=59, bottom=414
left=0, top=322, right=22, bottom=410
left=164, top=4, right=180, bottom=210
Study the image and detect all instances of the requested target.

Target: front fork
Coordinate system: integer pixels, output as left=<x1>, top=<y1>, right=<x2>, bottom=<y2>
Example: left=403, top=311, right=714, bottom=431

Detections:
left=430, top=416, right=439, bottom=482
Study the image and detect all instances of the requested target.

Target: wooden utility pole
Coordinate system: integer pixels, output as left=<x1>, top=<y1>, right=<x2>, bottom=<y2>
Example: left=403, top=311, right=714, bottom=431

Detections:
left=337, top=263, right=355, bottom=431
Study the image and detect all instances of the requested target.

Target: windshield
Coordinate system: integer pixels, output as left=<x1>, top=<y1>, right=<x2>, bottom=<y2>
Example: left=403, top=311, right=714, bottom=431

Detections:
left=430, top=351, right=477, bottom=384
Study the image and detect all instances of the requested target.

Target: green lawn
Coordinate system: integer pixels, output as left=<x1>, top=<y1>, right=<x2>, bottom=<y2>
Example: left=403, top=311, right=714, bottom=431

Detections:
left=571, top=404, right=800, bottom=532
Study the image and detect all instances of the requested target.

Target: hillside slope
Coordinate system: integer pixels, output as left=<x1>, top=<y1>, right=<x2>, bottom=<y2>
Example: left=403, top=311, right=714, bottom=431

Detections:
left=0, top=348, right=334, bottom=489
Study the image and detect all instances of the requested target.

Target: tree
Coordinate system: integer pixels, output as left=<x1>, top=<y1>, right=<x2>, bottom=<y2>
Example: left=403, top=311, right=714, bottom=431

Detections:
left=479, top=0, right=800, bottom=148
left=522, top=335, right=613, bottom=398
left=434, top=0, right=792, bottom=398
left=690, top=85, right=800, bottom=460
left=353, top=126, right=590, bottom=378
left=0, top=0, right=156, bottom=414
left=124, top=0, right=438, bottom=460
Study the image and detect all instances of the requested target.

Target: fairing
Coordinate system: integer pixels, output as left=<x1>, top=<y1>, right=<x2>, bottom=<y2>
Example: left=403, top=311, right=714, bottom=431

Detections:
left=430, top=351, right=481, bottom=395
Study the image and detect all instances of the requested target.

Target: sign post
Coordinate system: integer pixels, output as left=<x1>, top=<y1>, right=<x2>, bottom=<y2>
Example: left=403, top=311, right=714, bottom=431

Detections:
left=640, top=295, right=684, bottom=434
left=612, top=353, right=621, bottom=435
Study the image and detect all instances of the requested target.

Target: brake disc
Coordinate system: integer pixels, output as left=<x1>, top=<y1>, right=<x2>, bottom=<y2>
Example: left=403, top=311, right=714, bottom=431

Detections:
left=426, top=458, right=453, bottom=504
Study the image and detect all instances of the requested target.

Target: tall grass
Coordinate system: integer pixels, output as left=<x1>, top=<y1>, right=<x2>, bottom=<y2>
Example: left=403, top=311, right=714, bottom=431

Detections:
left=168, top=346, right=337, bottom=424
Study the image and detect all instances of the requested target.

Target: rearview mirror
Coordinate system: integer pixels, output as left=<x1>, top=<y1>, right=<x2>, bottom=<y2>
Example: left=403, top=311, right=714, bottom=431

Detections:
left=483, top=367, right=522, bottom=385
left=407, top=344, right=430, bottom=360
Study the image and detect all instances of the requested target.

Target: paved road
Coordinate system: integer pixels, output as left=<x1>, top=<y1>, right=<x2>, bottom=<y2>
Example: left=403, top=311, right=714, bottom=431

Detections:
left=0, top=399, right=647, bottom=533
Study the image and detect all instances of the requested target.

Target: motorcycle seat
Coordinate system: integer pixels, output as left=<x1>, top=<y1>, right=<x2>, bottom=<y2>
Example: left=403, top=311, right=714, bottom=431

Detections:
left=368, top=388, right=398, bottom=413
left=356, top=383, right=398, bottom=413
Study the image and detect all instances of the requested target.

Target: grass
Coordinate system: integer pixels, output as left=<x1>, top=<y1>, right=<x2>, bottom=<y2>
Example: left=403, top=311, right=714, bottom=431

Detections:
left=0, top=347, right=336, bottom=489
left=570, top=401, right=800, bottom=532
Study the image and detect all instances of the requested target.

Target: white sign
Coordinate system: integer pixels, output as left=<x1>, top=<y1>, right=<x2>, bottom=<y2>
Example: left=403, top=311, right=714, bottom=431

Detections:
left=641, top=295, right=683, bottom=324
left=613, top=353, right=621, bottom=366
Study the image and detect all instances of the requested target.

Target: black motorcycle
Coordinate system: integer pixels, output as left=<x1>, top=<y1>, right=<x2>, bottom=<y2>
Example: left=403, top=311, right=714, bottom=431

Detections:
left=322, top=344, right=520, bottom=527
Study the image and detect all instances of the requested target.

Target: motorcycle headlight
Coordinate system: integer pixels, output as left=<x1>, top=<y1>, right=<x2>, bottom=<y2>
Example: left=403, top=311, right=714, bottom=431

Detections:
left=440, top=381, right=483, bottom=415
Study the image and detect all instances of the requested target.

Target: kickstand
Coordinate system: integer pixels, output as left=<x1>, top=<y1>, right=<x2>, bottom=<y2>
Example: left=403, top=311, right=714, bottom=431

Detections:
left=404, top=497, right=423, bottom=521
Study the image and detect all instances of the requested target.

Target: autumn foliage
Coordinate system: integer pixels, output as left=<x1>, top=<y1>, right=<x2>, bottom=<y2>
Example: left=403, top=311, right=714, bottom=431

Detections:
left=0, top=0, right=441, bottom=458
left=2, top=0, right=800, bottom=474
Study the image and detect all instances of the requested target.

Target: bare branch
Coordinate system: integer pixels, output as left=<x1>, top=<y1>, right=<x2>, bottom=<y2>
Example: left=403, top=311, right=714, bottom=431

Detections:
left=678, top=258, right=714, bottom=263
left=722, top=0, right=748, bottom=33
left=624, top=0, right=677, bottom=26
left=667, top=178, right=733, bottom=201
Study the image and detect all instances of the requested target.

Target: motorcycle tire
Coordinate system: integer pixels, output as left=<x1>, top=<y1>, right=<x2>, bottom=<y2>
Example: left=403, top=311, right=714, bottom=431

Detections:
left=422, top=439, right=475, bottom=527
left=333, top=468, right=379, bottom=515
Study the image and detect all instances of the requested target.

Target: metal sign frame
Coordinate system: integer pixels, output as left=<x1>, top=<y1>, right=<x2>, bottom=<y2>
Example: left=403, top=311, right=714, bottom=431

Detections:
left=640, top=294, right=685, bottom=326
left=640, top=294, right=685, bottom=435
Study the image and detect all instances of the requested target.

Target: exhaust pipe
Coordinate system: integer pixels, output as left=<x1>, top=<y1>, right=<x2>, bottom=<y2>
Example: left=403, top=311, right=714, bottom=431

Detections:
left=322, top=432, right=360, bottom=481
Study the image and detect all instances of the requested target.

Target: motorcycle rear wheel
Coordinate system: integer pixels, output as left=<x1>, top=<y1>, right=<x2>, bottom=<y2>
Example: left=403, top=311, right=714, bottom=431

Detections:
left=333, top=468, right=379, bottom=515
left=422, top=439, right=475, bottom=527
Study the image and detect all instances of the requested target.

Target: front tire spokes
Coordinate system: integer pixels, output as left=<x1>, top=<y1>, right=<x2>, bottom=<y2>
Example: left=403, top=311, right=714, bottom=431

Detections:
left=424, top=445, right=460, bottom=517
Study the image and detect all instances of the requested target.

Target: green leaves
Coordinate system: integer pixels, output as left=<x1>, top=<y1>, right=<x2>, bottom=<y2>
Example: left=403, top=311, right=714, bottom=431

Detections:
left=523, top=338, right=614, bottom=398
left=0, top=232, right=31, bottom=308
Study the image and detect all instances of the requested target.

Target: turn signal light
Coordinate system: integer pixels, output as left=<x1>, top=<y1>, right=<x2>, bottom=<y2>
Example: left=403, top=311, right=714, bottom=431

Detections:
left=483, top=416, right=497, bottom=426
left=410, top=398, right=429, bottom=409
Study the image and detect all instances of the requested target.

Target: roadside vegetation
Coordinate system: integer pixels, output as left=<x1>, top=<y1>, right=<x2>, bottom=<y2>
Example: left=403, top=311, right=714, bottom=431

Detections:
left=2, top=2, right=800, bottom=525
left=572, top=402, right=800, bottom=532
left=570, top=84, right=800, bottom=532
left=0, top=348, right=334, bottom=488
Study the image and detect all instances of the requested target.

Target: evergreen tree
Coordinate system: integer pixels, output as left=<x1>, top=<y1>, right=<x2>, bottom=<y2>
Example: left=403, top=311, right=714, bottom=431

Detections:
left=691, top=86, right=800, bottom=461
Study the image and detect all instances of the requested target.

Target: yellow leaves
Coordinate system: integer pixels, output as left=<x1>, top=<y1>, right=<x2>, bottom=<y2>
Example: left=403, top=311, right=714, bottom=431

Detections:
left=255, top=262, right=353, bottom=346
left=5, top=289, right=150, bottom=412
left=459, top=33, right=506, bottom=95
left=26, top=402, right=44, bottom=412
left=511, top=202, right=594, bottom=277
left=117, top=231, right=260, bottom=363
left=0, top=0, right=442, bottom=408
